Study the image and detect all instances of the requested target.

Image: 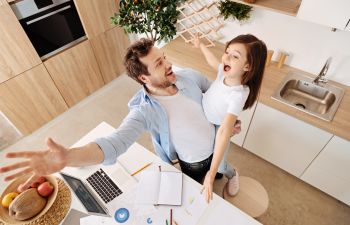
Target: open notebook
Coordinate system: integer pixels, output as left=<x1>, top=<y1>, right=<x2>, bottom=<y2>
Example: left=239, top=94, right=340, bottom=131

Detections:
left=136, top=170, right=183, bottom=206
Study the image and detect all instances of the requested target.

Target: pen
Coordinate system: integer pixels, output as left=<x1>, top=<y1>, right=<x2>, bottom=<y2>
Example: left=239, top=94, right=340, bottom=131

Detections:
left=131, top=162, right=152, bottom=176
left=170, top=209, right=173, bottom=225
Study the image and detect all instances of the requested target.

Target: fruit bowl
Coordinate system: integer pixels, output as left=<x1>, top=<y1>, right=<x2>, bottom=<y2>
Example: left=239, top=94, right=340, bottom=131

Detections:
left=0, top=174, right=58, bottom=224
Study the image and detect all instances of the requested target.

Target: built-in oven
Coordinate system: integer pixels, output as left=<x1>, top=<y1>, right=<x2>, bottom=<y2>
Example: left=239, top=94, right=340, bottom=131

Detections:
left=11, top=0, right=86, bottom=60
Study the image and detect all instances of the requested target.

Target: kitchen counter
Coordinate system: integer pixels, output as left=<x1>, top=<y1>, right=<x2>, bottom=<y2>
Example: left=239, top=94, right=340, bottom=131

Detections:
left=162, top=37, right=350, bottom=141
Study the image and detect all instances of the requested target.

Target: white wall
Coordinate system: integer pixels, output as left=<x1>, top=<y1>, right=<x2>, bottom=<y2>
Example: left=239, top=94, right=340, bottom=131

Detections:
left=218, top=8, right=350, bottom=86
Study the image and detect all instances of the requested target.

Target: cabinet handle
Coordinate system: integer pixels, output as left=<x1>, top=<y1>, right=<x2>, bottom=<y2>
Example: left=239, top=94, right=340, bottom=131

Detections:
left=26, top=5, right=71, bottom=25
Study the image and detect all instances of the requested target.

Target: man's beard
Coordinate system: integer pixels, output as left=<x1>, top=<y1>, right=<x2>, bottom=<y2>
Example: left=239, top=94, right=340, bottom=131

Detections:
left=152, top=80, right=174, bottom=89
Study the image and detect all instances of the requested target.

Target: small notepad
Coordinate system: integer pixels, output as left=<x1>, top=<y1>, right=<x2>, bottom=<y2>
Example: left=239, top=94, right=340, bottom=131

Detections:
left=136, top=170, right=183, bottom=206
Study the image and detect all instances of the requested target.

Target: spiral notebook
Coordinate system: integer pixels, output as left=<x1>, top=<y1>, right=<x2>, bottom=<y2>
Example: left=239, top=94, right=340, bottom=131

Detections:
left=135, top=170, right=183, bottom=206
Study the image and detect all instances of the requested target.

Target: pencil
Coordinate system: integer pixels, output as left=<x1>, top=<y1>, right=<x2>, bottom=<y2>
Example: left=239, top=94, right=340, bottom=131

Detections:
left=170, top=209, right=173, bottom=225
left=131, top=162, right=152, bottom=176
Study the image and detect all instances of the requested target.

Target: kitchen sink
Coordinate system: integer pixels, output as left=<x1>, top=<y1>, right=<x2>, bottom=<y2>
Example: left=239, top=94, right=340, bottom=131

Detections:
left=271, top=73, right=344, bottom=121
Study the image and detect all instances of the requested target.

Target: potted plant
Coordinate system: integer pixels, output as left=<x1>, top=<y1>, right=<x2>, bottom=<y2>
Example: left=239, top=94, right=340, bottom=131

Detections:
left=111, top=0, right=186, bottom=43
left=218, top=0, right=253, bottom=22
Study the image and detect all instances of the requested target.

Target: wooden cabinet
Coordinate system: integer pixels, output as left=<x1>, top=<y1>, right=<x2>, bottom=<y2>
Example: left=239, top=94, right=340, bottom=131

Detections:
left=301, top=136, right=350, bottom=205
left=0, top=64, right=68, bottom=135
left=74, top=0, right=119, bottom=38
left=230, top=102, right=256, bottom=147
left=44, top=40, right=104, bottom=107
left=0, top=1, right=41, bottom=83
left=243, top=103, right=332, bottom=177
left=90, top=27, right=130, bottom=83
left=297, top=0, right=350, bottom=30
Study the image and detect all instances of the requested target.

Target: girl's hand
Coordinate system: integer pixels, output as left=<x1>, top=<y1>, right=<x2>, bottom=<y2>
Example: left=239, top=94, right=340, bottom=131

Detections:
left=192, top=33, right=202, bottom=48
left=201, top=171, right=215, bottom=203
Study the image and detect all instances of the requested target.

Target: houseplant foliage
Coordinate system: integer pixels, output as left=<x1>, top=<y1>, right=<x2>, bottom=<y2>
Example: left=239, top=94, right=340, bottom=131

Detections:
left=218, top=0, right=253, bottom=21
left=111, top=0, right=186, bottom=43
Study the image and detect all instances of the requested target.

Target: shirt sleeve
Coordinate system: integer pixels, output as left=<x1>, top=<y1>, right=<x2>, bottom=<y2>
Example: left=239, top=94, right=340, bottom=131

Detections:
left=94, top=109, right=147, bottom=165
left=226, top=91, right=249, bottom=116
left=217, top=64, right=223, bottom=79
left=181, top=68, right=212, bottom=92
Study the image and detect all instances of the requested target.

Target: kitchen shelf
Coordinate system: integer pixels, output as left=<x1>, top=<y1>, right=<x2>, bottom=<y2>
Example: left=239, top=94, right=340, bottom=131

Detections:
left=230, top=0, right=302, bottom=17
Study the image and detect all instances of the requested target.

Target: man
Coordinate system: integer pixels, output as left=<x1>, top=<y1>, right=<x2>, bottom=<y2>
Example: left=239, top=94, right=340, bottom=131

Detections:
left=0, top=38, right=240, bottom=196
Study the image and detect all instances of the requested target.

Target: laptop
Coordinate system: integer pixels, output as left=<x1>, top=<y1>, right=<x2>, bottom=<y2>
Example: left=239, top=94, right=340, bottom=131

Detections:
left=60, top=163, right=137, bottom=217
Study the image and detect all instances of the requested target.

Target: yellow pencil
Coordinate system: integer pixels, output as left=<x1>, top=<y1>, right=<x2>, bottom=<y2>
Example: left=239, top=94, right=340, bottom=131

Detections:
left=131, top=162, right=152, bottom=176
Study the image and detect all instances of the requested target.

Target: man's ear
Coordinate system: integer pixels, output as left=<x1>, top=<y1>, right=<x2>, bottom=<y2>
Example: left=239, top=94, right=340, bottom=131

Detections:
left=138, top=74, right=149, bottom=84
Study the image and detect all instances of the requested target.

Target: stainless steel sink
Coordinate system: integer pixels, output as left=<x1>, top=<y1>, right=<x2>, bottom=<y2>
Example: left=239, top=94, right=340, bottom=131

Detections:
left=272, top=73, right=344, bottom=121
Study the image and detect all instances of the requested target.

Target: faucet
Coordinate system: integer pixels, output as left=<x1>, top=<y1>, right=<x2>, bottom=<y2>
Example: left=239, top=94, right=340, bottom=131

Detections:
left=313, top=57, right=332, bottom=85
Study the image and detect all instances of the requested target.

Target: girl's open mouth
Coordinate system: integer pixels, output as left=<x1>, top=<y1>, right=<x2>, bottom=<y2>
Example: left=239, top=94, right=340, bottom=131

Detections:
left=224, top=64, right=231, bottom=72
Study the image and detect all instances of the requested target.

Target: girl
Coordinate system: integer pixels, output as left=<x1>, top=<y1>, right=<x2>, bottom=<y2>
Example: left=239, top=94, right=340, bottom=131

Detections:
left=193, top=34, right=267, bottom=202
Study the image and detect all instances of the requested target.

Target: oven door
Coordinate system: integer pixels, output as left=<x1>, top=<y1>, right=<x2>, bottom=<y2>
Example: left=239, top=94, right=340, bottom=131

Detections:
left=17, top=0, right=86, bottom=59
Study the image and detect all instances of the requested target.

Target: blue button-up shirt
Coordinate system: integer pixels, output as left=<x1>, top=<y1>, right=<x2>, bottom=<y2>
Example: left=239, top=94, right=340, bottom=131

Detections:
left=95, top=68, right=213, bottom=165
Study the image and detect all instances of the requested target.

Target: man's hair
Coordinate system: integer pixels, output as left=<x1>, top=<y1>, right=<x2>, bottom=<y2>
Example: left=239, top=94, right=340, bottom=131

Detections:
left=226, top=34, right=267, bottom=110
left=124, top=38, right=154, bottom=85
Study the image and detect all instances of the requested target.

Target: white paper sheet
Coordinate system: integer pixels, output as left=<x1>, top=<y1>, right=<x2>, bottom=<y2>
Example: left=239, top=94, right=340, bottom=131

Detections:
left=117, top=143, right=155, bottom=175
left=80, top=215, right=115, bottom=225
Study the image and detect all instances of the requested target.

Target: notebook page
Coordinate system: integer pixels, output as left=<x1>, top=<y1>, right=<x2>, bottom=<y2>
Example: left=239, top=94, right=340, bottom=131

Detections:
left=157, top=172, right=182, bottom=205
left=135, top=171, right=160, bottom=204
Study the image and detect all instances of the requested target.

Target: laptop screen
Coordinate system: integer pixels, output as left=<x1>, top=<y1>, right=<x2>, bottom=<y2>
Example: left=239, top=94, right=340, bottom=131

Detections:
left=60, top=173, right=108, bottom=215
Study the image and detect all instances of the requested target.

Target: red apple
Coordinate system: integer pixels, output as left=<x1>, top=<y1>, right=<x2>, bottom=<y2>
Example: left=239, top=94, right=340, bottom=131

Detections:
left=37, top=181, right=54, bottom=197
left=30, top=176, right=47, bottom=188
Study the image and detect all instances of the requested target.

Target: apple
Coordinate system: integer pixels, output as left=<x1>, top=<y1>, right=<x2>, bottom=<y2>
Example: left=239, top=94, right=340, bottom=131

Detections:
left=37, top=182, right=54, bottom=197
left=30, top=176, right=47, bottom=188
left=1, top=192, right=19, bottom=208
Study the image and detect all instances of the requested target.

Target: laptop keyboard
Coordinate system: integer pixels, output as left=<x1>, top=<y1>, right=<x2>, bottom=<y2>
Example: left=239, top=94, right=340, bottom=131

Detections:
left=86, top=168, right=123, bottom=204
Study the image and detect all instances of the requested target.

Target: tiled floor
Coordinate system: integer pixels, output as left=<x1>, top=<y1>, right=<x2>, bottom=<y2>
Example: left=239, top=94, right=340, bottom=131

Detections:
left=1, top=74, right=350, bottom=225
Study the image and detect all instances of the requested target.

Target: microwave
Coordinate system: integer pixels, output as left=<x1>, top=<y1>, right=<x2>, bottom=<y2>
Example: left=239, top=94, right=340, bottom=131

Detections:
left=11, top=0, right=86, bottom=60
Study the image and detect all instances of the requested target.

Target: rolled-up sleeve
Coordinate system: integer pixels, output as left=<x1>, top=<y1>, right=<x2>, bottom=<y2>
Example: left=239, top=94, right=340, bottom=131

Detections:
left=95, top=109, right=147, bottom=165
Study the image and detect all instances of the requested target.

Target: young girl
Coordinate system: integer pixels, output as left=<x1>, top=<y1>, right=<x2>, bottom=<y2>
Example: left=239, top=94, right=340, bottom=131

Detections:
left=193, top=33, right=267, bottom=202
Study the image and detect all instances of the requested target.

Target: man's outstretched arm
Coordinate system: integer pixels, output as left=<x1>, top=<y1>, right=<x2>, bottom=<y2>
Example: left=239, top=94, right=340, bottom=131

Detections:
left=0, top=138, right=104, bottom=192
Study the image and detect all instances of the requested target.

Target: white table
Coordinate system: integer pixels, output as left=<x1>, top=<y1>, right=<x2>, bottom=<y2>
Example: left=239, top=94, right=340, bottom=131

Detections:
left=61, top=122, right=262, bottom=225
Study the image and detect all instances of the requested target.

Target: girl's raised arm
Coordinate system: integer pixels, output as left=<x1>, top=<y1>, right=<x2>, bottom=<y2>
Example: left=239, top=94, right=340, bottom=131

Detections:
left=192, top=33, right=220, bottom=71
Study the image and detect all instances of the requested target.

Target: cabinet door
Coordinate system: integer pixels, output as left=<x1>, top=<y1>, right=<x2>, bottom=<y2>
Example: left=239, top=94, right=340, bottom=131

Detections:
left=74, top=0, right=119, bottom=39
left=297, top=0, right=350, bottom=30
left=0, top=1, right=41, bottom=83
left=90, top=27, right=130, bottom=83
left=0, top=64, right=68, bottom=135
left=243, top=103, right=332, bottom=177
left=230, top=102, right=256, bottom=147
left=301, top=136, right=350, bottom=205
left=44, top=40, right=104, bottom=107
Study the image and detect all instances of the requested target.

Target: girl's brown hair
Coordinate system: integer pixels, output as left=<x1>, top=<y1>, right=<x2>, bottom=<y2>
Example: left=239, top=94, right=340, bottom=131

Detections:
left=226, top=34, right=267, bottom=110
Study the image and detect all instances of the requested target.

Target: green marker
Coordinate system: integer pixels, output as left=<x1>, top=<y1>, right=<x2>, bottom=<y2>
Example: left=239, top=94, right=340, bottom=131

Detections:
left=166, top=219, right=169, bottom=225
